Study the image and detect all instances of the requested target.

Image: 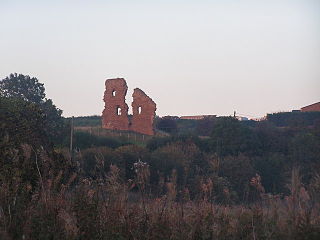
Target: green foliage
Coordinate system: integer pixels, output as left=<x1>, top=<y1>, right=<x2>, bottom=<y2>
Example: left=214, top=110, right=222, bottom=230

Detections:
left=219, top=154, right=255, bottom=201
left=210, top=117, right=257, bottom=156
left=28, top=202, right=67, bottom=240
left=76, top=147, right=122, bottom=179
left=253, top=121, right=288, bottom=155
left=267, top=111, right=320, bottom=127
left=73, top=131, right=123, bottom=149
left=0, top=73, right=45, bottom=103
left=155, top=116, right=178, bottom=133
left=71, top=115, right=102, bottom=127
left=146, top=134, right=204, bottom=151
left=115, top=145, right=149, bottom=180
left=0, top=96, right=48, bottom=146
left=196, top=117, right=216, bottom=136
left=73, top=187, right=102, bottom=240
left=254, top=153, right=287, bottom=194
left=289, top=132, right=320, bottom=182
left=176, top=118, right=198, bottom=134
left=149, top=141, right=200, bottom=189
left=0, top=73, right=64, bottom=145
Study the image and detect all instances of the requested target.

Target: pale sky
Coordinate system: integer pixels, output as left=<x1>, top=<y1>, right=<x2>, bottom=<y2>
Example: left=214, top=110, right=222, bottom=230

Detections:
left=1, top=0, right=319, bottom=118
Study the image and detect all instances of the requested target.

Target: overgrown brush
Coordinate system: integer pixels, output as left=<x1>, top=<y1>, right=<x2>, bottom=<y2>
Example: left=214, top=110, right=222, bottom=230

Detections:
left=0, top=154, right=320, bottom=240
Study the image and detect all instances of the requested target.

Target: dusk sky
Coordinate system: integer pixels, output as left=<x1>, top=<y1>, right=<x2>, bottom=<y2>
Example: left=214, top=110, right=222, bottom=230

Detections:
left=1, top=0, right=319, bottom=118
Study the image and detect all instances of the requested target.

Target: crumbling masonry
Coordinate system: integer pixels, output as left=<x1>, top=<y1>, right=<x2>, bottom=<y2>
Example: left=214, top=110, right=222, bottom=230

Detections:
left=102, top=78, right=156, bottom=135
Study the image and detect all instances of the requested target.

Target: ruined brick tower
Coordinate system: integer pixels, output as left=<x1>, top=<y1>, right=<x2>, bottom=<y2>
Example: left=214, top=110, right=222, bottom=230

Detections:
left=131, top=88, right=157, bottom=135
left=102, top=78, right=156, bottom=135
left=102, top=78, right=129, bottom=131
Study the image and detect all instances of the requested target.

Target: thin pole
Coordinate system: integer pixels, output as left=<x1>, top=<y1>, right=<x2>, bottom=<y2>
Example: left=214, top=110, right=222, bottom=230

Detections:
left=70, top=116, right=74, bottom=161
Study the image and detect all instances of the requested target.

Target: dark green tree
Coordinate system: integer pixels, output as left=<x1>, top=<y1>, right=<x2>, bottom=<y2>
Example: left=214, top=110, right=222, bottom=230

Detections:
left=253, top=153, right=287, bottom=194
left=0, top=96, right=46, bottom=146
left=210, top=117, right=256, bottom=156
left=219, top=154, right=255, bottom=202
left=0, top=73, right=65, bottom=144
left=0, top=96, right=74, bottom=239
left=0, top=73, right=45, bottom=103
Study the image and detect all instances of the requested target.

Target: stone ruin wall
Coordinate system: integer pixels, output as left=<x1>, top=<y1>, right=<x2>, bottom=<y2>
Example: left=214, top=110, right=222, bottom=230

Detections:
left=102, top=78, right=156, bottom=135
left=102, top=78, right=129, bottom=131
left=131, top=88, right=156, bottom=135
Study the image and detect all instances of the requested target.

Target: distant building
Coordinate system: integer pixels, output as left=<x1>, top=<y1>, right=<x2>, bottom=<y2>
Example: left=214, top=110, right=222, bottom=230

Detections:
left=251, top=116, right=267, bottom=121
left=236, top=116, right=249, bottom=121
left=180, top=115, right=216, bottom=120
left=301, top=102, right=320, bottom=112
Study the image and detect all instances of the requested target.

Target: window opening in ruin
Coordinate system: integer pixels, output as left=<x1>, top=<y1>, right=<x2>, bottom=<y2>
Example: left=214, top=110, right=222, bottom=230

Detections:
left=117, top=107, right=121, bottom=116
left=112, top=90, right=116, bottom=97
left=138, top=106, right=142, bottom=114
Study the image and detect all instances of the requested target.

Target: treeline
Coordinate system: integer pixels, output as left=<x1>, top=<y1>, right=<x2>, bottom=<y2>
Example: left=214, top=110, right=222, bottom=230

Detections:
left=1, top=73, right=320, bottom=239
left=69, top=114, right=320, bottom=202
left=73, top=111, right=320, bottom=135
left=70, top=115, right=102, bottom=127
left=266, top=111, right=320, bottom=127
left=74, top=116, right=320, bottom=203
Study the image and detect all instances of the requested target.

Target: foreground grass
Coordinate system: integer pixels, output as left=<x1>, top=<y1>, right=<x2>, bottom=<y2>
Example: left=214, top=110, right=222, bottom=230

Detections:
left=2, top=166, right=319, bottom=240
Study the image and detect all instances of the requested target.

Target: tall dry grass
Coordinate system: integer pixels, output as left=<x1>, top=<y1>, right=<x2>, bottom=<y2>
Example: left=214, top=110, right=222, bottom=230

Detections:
left=1, top=153, right=320, bottom=240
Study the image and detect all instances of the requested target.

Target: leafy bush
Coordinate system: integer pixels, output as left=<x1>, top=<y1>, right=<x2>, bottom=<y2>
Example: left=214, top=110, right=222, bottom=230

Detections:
left=73, top=131, right=123, bottom=149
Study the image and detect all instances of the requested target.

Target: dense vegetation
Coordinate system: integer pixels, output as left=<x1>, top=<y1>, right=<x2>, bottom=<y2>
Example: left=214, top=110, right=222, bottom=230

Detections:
left=1, top=73, right=320, bottom=239
left=71, top=115, right=102, bottom=127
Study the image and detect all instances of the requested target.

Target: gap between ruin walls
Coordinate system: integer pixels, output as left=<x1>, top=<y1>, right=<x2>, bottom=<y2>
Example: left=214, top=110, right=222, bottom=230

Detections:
left=102, top=78, right=157, bottom=136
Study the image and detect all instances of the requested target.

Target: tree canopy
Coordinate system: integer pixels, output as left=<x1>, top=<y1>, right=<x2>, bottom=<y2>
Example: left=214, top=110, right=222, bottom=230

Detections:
left=0, top=73, right=65, bottom=145
left=0, top=73, right=45, bottom=103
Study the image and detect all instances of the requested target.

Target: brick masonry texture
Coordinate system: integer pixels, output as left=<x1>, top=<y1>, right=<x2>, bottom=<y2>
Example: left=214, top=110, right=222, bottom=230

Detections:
left=102, top=78, right=157, bottom=135
left=102, top=78, right=129, bottom=131
left=130, top=88, right=157, bottom=135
